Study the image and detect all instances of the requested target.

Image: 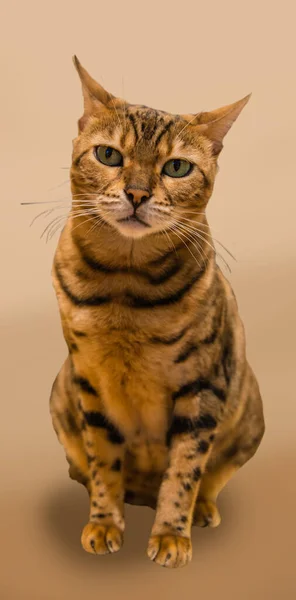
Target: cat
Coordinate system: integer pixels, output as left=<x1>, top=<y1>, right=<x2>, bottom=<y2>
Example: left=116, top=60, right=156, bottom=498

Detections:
left=50, top=56, right=265, bottom=568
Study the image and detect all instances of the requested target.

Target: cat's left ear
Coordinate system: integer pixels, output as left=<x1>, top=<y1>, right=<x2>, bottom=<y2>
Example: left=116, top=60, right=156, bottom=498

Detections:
left=182, top=94, right=251, bottom=156
left=73, top=55, right=115, bottom=131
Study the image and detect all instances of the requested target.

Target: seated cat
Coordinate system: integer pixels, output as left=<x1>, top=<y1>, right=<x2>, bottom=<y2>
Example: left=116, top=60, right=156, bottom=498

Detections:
left=50, top=56, right=265, bottom=568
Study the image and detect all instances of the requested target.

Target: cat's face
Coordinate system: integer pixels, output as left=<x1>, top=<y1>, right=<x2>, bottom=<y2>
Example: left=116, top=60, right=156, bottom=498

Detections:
left=71, top=57, right=250, bottom=240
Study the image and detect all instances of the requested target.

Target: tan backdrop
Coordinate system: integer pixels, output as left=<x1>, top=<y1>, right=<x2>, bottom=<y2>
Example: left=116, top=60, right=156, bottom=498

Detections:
left=1, top=1, right=296, bottom=598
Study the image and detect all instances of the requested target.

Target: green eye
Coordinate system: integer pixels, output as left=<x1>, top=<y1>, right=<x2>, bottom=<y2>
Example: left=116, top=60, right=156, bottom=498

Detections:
left=163, top=159, right=192, bottom=178
left=95, top=146, right=123, bottom=167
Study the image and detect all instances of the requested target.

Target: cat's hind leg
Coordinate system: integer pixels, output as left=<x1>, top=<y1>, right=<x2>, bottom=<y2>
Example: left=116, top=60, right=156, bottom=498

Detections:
left=194, top=383, right=265, bottom=527
left=193, top=462, right=238, bottom=527
left=50, top=359, right=89, bottom=491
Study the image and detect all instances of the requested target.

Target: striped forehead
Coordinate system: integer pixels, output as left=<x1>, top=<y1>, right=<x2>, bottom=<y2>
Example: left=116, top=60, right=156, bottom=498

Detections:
left=122, top=105, right=183, bottom=149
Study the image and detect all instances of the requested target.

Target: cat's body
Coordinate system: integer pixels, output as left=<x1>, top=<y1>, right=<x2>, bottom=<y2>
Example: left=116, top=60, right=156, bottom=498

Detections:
left=50, top=57, right=264, bottom=568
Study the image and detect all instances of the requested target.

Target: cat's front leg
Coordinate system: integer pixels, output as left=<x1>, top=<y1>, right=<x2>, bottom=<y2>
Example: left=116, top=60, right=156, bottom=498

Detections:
left=73, top=375, right=126, bottom=555
left=147, top=389, right=222, bottom=568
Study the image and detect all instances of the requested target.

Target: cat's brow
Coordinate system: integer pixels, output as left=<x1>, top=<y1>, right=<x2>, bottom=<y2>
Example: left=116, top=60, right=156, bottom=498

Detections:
left=154, top=121, right=175, bottom=147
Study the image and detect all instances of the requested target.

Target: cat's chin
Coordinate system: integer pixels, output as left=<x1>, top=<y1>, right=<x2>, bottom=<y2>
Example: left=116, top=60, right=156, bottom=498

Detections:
left=113, top=216, right=153, bottom=240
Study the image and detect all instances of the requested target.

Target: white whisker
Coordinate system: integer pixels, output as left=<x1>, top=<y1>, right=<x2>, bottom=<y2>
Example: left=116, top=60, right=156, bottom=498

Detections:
left=167, top=225, right=202, bottom=269
left=176, top=114, right=200, bottom=141
left=48, top=178, right=70, bottom=192
left=172, top=222, right=208, bottom=267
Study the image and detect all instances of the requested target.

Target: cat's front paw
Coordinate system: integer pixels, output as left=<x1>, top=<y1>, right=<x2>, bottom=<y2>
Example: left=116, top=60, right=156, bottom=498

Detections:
left=147, top=534, right=192, bottom=568
left=81, top=522, right=123, bottom=555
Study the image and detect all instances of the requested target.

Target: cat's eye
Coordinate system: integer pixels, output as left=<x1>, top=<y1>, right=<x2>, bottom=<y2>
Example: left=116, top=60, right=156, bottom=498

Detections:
left=95, top=146, right=123, bottom=167
left=162, top=159, right=192, bottom=178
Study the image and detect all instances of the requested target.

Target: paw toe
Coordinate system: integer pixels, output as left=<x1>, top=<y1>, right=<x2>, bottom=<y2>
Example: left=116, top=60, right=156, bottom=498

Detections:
left=193, top=499, right=221, bottom=528
left=81, top=522, right=123, bottom=555
left=147, top=534, right=192, bottom=568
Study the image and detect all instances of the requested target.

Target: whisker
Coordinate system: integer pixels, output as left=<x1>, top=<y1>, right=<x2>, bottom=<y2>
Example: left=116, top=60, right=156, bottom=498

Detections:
left=181, top=225, right=231, bottom=273
left=30, top=207, right=57, bottom=226
left=176, top=221, right=216, bottom=253
left=40, top=208, right=96, bottom=241
left=87, top=214, right=105, bottom=236
left=159, top=225, right=178, bottom=256
left=41, top=214, right=67, bottom=240
left=176, top=214, right=236, bottom=261
left=46, top=207, right=97, bottom=241
left=109, top=92, right=124, bottom=131
left=48, top=178, right=70, bottom=192
left=47, top=220, right=67, bottom=242
left=21, top=200, right=70, bottom=206
left=167, top=225, right=202, bottom=269
left=172, top=223, right=208, bottom=267
left=70, top=213, right=97, bottom=234
left=175, top=114, right=200, bottom=141
left=21, top=186, right=110, bottom=207
left=174, top=220, right=231, bottom=272
left=121, top=77, right=128, bottom=135
left=46, top=209, right=100, bottom=242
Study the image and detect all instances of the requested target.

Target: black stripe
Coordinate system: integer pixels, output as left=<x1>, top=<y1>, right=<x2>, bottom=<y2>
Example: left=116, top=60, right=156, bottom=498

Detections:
left=167, top=417, right=196, bottom=442
left=147, top=260, right=181, bottom=285
left=147, top=245, right=183, bottom=268
left=69, top=342, right=79, bottom=353
left=83, top=411, right=125, bottom=444
left=146, top=111, right=158, bottom=139
left=173, top=378, right=226, bottom=402
left=150, top=325, right=190, bottom=345
left=127, top=268, right=205, bottom=309
left=77, top=248, right=116, bottom=274
left=110, top=458, right=122, bottom=471
left=73, top=149, right=89, bottom=167
left=56, top=260, right=206, bottom=310
left=222, top=335, right=232, bottom=385
left=73, top=239, right=182, bottom=286
left=73, top=376, right=98, bottom=396
left=54, top=263, right=110, bottom=307
left=201, top=329, right=218, bottom=344
left=200, top=381, right=226, bottom=402
left=174, top=342, right=198, bottom=364
left=154, top=120, right=175, bottom=147
left=192, top=467, right=202, bottom=481
left=201, top=302, right=224, bottom=344
left=172, top=379, right=201, bottom=401
left=167, top=413, right=217, bottom=444
left=73, top=330, right=87, bottom=337
left=128, top=113, right=139, bottom=143
left=197, top=440, right=210, bottom=453
left=197, top=414, right=217, bottom=429
left=58, top=409, right=80, bottom=435
left=199, top=167, right=210, bottom=189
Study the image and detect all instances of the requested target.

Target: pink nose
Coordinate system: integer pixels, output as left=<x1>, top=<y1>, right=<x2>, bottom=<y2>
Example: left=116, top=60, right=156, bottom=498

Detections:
left=125, top=188, right=150, bottom=207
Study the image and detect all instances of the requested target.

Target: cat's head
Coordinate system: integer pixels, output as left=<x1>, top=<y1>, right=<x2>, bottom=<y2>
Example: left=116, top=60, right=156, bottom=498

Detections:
left=71, top=56, right=250, bottom=240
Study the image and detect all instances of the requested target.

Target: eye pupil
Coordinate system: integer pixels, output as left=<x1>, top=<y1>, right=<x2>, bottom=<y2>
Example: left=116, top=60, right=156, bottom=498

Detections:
left=95, top=146, right=123, bottom=166
left=163, top=158, right=192, bottom=178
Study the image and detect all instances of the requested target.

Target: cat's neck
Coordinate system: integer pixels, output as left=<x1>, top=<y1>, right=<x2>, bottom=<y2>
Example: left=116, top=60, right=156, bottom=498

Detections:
left=68, top=214, right=214, bottom=271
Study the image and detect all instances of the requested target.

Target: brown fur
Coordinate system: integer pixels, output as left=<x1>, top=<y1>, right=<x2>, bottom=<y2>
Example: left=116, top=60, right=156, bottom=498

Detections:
left=49, top=57, right=265, bottom=568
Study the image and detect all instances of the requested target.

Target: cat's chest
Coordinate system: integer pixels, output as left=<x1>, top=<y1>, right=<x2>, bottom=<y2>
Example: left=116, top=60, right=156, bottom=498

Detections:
left=68, top=303, right=188, bottom=381
left=68, top=306, right=185, bottom=437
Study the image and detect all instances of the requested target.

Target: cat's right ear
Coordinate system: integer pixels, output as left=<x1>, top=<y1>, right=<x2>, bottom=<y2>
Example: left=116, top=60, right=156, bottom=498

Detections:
left=73, top=56, right=113, bottom=132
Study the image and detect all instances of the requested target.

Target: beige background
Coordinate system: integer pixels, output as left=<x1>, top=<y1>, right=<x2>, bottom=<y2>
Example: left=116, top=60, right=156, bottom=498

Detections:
left=1, top=1, right=296, bottom=598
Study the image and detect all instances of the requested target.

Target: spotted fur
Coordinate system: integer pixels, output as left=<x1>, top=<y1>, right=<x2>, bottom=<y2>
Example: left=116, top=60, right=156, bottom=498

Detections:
left=49, top=57, right=265, bottom=568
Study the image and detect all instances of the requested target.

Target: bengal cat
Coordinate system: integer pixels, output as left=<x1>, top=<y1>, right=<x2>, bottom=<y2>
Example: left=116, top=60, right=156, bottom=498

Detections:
left=50, top=56, right=265, bottom=568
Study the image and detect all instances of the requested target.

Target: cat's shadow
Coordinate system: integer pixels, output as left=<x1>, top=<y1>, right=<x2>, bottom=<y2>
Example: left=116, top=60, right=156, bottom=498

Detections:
left=41, top=478, right=238, bottom=569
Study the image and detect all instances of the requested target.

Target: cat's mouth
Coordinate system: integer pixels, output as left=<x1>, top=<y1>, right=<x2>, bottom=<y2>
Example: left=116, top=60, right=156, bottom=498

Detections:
left=117, top=215, right=151, bottom=229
